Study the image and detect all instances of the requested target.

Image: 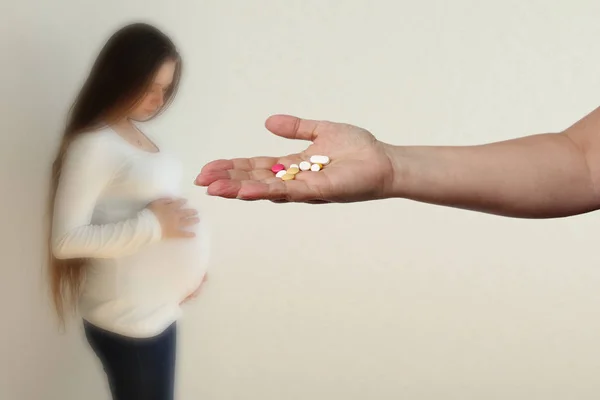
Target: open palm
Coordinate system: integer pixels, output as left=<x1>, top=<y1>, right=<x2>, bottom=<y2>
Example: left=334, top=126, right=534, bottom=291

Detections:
left=195, top=115, right=395, bottom=203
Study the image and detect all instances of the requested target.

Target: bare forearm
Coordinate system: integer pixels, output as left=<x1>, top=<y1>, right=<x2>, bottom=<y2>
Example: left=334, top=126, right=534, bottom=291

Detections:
left=386, top=132, right=600, bottom=218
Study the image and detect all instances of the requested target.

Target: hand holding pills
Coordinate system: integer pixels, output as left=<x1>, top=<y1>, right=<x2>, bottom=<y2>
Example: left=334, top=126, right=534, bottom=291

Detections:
left=271, top=155, right=329, bottom=181
left=195, top=108, right=600, bottom=217
left=195, top=114, right=395, bottom=203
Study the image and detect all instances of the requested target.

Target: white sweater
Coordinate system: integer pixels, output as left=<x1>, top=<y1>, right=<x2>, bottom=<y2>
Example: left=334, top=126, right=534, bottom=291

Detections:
left=52, top=124, right=209, bottom=338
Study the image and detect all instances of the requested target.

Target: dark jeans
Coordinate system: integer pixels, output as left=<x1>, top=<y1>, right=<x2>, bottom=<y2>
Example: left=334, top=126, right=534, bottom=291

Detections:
left=83, top=320, right=177, bottom=400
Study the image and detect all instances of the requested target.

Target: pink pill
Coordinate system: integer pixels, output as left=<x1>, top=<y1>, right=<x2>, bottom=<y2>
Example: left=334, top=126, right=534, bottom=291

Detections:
left=271, top=164, right=285, bottom=173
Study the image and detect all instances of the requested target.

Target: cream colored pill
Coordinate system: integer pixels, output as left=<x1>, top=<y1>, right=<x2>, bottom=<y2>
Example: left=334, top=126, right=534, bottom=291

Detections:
left=310, top=163, right=322, bottom=172
left=299, top=161, right=311, bottom=171
left=275, top=170, right=286, bottom=178
left=287, top=166, right=300, bottom=175
left=309, top=155, right=330, bottom=165
left=290, top=164, right=299, bottom=169
left=281, top=173, right=295, bottom=181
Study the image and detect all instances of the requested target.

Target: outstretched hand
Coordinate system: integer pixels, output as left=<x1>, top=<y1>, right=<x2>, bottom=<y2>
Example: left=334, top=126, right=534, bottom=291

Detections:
left=194, top=115, right=396, bottom=203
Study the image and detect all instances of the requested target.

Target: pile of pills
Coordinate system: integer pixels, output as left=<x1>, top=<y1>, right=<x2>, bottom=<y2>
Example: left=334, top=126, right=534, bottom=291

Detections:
left=271, top=155, right=330, bottom=181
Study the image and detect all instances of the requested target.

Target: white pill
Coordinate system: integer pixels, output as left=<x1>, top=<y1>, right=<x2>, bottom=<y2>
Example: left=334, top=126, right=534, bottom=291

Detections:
left=290, top=163, right=299, bottom=169
left=310, top=163, right=322, bottom=172
left=299, top=161, right=311, bottom=171
left=309, top=155, right=330, bottom=165
left=275, top=170, right=286, bottom=178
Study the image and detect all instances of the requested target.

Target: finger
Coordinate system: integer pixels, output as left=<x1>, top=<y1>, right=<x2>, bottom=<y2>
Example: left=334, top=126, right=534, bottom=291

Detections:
left=178, top=208, right=199, bottom=217
left=195, top=159, right=271, bottom=187
left=269, top=199, right=330, bottom=204
left=205, top=179, right=245, bottom=199
left=197, top=161, right=304, bottom=190
left=152, top=197, right=174, bottom=204
left=265, top=115, right=321, bottom=142
left=176, top=230, right=196, bottom=238
left=170, top=198, right=188, bottom=208
left=206, top=180, right=278, bottom=200
left=195, top=156, right=298, bottom=186
left=199, top=157, right=280, bottom=176
left=199, top=159, right=234, bottom=174
left=181, top=217, right=200, bottom=226
left=236, top=179, right=323, bottom=202
left=199, top=168, right=276, bottom=186
left=196, top=168, right=242, bottom=186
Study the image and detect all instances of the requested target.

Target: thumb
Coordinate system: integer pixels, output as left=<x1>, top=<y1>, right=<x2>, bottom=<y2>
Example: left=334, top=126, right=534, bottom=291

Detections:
left=265, top=114, right=321, bottom=142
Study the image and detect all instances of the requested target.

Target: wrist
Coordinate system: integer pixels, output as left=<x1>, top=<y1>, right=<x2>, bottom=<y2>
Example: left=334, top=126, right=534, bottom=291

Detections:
left=382, top=143, right=412, bottom=199
left=140, top=208, right=164, bottom=241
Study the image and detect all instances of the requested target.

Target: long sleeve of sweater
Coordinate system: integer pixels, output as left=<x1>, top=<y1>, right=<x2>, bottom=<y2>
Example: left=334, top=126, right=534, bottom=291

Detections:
left=51, top=132, right=162, bottom=259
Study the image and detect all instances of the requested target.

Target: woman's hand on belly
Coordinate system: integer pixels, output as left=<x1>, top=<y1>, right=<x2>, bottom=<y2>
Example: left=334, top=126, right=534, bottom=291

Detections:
left=147, top=198, right=199, bottom=239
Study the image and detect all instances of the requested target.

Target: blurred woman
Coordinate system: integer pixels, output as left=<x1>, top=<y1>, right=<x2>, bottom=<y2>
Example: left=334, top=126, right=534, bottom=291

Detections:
left=48, top=22, right=209, bottom=400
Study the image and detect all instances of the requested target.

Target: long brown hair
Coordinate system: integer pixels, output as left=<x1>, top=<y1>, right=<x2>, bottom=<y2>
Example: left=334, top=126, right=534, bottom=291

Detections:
left=48, top=22, right=182, bottom=328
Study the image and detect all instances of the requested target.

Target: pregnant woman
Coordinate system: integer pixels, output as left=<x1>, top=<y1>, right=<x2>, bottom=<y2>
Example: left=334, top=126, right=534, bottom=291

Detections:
left=47, top=23, right=209, bottom=400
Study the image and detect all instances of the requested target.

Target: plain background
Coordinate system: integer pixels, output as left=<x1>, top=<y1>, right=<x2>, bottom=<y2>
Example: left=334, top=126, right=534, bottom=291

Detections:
left=3, top=1, right=600, bottom=399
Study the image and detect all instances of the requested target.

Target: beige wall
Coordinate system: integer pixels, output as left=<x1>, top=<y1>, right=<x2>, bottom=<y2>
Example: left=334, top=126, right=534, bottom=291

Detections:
left=3, top=1, right=600, bottom=399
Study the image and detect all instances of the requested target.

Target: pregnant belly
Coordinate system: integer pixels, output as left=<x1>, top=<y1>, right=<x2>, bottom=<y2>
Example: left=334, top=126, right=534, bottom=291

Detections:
left=118, top=213, right=211, bottom=304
